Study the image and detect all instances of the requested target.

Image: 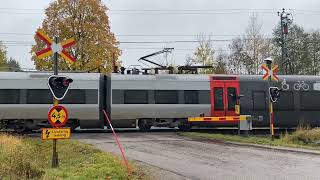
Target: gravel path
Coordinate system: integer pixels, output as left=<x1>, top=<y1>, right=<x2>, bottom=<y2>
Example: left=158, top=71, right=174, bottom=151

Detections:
left=74, top=132, right=320, bottom=180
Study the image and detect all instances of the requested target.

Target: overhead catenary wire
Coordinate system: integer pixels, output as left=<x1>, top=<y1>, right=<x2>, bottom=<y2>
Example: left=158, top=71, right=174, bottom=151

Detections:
left=0, top=8, right=320, bottom=15
left=3, top=38, right=320, bottom=45
left=0, top=33, right=274, bottom=37
left=1, top=7, right=320, bottom=13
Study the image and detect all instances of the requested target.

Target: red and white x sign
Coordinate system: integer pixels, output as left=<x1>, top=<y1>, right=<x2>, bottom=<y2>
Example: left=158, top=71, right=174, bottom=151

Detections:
left=261, top=64, right=279, bottom=81
left=35, top=30, right=76, bottom=63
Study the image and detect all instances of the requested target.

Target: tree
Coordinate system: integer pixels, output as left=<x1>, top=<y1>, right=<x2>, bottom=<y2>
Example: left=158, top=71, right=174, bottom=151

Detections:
left=7, top=58, right=21, bottom=71
left=228, top=37, right=250, bottom=74
left=215, top=49, right=228, bottom=74
left=308, top=31, right=320, bottom=75
left=272, top=23, right=310, bottom=75
left=187, top=34, right=215, bottom=74
left=229, top=14, right=271, bottom=74
left=0, top=42, right=8, bottom=72
left=31, top=0, right=121, bottom=73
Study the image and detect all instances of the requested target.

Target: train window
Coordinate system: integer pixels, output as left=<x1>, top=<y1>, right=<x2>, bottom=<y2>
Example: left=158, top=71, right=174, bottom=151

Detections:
left=27, top=89, right=93, bottom=104
left=214, top=87, right=224, bottom=111
left=124, top=90, right=148, bottom=104
left=85, top=89, right=98, bottom=104
left=274, top=91, right=294, bottom=110
left=300, top=91, right=320, bottom=110
left=27, top=89, right=52, bottom=104
left=184, top=90, right=198, bottom=104
left=199, top=90, right=210, bottom=104
left=112, top=89, right=124, bottom=104
left=155, top=90, right=178, bottom=104
left=0, top=89, right=20, bottom=104
left=253, top=91, right=266, bottom=110
left=60, top=89, right=86, bottom=104
left=227, top=88, right=237, bottom=111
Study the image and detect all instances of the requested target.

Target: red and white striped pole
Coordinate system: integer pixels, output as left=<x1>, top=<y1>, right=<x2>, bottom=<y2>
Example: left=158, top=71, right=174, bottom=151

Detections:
left=102, top=110, right=131, bottom=174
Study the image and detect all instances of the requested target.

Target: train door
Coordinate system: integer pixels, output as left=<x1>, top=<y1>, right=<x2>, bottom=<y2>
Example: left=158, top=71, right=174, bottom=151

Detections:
left=210, top=76, right=240, bottom=117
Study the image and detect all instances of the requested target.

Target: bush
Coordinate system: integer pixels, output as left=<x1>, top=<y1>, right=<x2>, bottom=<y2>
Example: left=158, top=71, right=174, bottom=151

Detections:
left=283, top=128, right=320, bottom=145
left=0, top=134, right=145, bottom=179
left=0, top=134, right=43, bottom=179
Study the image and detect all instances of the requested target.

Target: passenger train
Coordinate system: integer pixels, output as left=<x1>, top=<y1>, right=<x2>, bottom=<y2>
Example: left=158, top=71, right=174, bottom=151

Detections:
left=0, top=72, right=320, bottom=132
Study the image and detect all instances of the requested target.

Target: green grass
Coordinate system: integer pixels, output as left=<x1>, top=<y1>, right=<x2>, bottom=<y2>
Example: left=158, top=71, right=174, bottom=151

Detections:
left=0, top=134, right=146, bottom=180
left=179, top=128, right=320, bottom=151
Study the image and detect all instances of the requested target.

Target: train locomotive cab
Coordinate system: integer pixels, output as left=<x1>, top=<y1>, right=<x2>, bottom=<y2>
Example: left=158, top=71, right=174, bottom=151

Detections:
left=210, top=76, right=240, bottom=117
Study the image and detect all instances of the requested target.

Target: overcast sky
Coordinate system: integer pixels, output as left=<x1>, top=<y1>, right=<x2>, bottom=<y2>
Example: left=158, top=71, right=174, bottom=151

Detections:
left=1, top=0, right=320, bottom=70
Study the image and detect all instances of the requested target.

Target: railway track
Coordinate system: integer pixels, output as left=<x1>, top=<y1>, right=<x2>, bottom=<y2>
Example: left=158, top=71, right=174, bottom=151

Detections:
left=1, top=127, right=296, bottom=136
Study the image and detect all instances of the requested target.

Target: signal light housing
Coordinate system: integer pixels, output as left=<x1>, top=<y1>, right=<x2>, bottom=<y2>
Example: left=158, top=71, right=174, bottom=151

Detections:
left=48, top=75, right=73, bottom=100
left=269, top=87, right=281, bottom=103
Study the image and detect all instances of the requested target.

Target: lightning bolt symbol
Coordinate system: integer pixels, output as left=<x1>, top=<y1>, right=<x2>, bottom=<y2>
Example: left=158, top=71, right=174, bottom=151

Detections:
left=46, top=130, right=50, bottom=138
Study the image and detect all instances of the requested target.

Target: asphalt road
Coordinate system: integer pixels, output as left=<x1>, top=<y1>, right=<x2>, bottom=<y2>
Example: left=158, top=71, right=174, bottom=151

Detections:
left=73, top=132, right=320, bottom=180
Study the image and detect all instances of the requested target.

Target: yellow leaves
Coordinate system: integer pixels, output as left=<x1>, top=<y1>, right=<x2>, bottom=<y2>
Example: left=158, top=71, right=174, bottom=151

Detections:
left=31, top=0, right=121, bottom=73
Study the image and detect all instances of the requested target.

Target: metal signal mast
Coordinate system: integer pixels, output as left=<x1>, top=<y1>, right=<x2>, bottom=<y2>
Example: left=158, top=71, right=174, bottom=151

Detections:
left=278, top=8, right=293, bottom=74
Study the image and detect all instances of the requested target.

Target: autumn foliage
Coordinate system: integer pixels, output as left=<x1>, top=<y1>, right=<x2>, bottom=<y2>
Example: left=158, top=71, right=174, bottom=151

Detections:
left=31, top=0, right=121, bottom=73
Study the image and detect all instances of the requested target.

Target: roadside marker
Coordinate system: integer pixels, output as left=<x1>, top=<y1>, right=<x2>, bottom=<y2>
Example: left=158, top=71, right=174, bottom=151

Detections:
left=103, top=109, right=131, bottom=175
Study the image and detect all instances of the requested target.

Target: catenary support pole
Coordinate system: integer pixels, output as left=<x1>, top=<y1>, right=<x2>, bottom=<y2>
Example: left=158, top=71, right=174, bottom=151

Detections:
left=280, top=10, right=285, bottom=74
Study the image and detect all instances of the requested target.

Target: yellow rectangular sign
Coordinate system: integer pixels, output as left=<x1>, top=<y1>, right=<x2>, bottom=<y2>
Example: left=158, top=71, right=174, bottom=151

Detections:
left=235, top=105, right=240, bottom=115
left=42, top=128, right=71, bottom=140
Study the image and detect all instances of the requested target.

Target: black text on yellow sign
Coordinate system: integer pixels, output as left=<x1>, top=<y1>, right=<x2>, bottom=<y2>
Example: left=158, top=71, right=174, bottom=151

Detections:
left=42, top=128, right=71, bottom=140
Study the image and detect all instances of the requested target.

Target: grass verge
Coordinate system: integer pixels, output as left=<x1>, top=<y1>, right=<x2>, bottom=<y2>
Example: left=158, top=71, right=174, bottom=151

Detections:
left=179, top=128, right=320, bottom=151
left=0, top=133, right=146, bottom=180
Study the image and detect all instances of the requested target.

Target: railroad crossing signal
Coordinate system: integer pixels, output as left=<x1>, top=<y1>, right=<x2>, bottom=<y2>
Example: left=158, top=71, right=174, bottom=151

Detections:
left=48, top=75, right=73, bottom=100
left=269, top=87, right=280, bottom=103
left=261, top=64, right=279, bottom=81
left=35, top=29, right=76, bottom=63
left=48, top=105, right=69, bottom=127
left=35, top=30, right=75, bottom=169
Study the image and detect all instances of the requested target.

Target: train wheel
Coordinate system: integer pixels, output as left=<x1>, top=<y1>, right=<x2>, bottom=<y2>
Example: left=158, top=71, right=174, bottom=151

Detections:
left=138, top=119, right=151, bottom=132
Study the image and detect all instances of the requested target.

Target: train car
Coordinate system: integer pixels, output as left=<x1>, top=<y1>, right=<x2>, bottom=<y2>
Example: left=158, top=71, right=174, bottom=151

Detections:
left=110, top=74, right=211, bottom=130
left=0, top=71, right=320, bottom=131
left=110, top=73, right=320, bottom=130
left=0, top=72, right=105, bottom=132
left=239, top=74, right=320, bottom=128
